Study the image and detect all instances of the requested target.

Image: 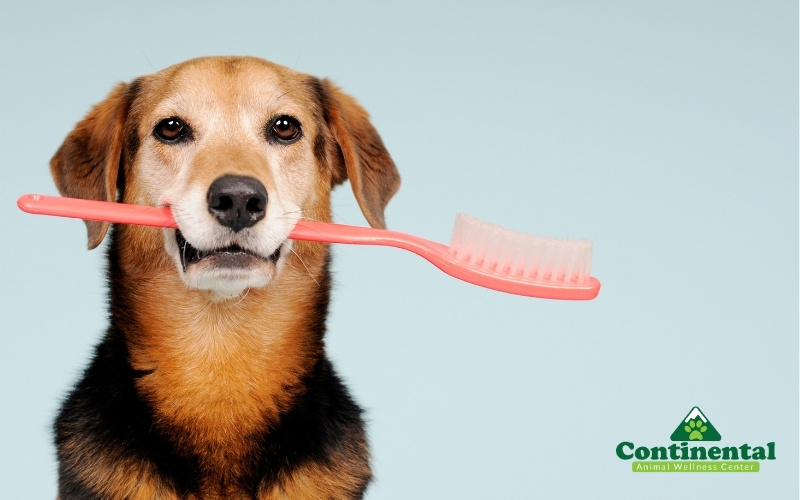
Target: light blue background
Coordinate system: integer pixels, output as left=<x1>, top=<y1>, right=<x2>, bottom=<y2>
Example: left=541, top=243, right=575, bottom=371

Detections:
left=1, top=1, right=797, bottom=498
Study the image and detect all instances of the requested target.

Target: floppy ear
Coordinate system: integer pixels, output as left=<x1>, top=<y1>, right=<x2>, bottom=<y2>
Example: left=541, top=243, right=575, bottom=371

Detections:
left=50, top=82, right=133, bottom=249
left=319, top=79, right=400, bottom=229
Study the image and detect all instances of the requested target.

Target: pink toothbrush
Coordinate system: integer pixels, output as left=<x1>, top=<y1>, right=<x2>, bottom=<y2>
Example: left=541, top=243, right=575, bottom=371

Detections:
left=17, top=194, right=600, bottom=300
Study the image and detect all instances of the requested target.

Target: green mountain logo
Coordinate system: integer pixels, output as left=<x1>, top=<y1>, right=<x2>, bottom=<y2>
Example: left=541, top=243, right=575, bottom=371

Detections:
left=670, top=406, right=721, bottom=441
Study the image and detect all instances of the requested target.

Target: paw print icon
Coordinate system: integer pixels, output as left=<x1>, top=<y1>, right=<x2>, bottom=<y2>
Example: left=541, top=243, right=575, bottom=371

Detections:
left=684, top=419, right=708, bottom=440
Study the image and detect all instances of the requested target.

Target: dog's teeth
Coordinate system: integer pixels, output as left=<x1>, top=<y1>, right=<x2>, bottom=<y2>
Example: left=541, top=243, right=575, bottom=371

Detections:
left=175, top=229, right=280, bottom=267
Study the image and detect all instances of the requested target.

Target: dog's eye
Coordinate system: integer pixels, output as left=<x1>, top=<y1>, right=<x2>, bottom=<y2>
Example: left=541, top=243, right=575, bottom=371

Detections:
left=268, top=116, right=301, bottom=143
left=154, top=117, right=191, bottom=143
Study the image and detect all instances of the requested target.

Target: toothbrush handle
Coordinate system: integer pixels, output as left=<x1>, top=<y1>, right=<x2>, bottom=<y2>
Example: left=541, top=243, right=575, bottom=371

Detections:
left=16, top=193, right=443, bottom=253
left=17, top=194, right=178, bottom=229
left=290, top=220, right=444, bottom=251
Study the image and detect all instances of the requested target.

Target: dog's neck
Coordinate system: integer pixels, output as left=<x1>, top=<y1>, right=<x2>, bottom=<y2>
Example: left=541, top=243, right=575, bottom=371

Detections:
left=106, top=226, right=332, bottom=480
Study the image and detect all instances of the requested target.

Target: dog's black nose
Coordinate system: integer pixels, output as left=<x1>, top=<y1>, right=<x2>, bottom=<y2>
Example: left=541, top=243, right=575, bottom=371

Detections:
left=207, top=175, right=268, bottom=232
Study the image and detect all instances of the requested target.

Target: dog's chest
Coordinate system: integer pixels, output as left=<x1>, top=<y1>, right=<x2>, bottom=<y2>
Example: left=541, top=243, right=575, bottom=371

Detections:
left=129, top=295, right=316, bottom=458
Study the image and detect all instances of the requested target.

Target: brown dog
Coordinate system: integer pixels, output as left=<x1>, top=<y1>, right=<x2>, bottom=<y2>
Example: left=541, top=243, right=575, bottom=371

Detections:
left=50, top=56, right=399, bottom=499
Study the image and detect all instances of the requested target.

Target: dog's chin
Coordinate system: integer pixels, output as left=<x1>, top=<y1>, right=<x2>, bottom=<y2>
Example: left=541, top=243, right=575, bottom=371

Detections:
left=174, top=230, right=285, bottom=300
left=184, top=259, right=276, bottom=299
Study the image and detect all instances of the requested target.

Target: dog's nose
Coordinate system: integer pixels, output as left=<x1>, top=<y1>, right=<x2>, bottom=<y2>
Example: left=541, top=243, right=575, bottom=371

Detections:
left=207, top=175, right=268, bottom=232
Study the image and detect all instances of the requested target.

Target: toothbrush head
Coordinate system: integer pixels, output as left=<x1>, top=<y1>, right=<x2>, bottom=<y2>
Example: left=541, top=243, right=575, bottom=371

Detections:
left=447, top=213, right=598, bottom=299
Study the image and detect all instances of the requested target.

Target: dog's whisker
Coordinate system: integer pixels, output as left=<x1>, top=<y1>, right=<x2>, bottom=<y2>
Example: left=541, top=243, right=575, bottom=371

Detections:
left=287, top=245, right=320, bottom=287
left=234, top=287, right=250, bottom=306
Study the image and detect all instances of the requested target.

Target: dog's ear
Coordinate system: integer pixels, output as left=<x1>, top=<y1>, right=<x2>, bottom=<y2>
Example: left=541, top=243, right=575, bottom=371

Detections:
left=50, top=82, right=134, bottom=249
left=318, top=79, right=400, bottom=229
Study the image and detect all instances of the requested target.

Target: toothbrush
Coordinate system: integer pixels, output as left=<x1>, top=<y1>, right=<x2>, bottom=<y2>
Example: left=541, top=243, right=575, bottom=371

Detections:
left=17, top=194, right=601, bottom=300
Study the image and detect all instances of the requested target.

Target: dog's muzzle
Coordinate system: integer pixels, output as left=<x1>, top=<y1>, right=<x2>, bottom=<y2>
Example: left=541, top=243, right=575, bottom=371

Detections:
left=175, top=175, right=281, bottom=271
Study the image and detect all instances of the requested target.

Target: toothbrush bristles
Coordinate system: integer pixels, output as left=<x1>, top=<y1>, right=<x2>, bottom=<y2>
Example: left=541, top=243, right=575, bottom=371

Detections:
left=448, top=213, right=592, bottom=285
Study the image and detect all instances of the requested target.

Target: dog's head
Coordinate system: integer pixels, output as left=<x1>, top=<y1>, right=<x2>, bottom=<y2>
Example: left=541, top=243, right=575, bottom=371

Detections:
left=50, top=57, right=400, bottom=298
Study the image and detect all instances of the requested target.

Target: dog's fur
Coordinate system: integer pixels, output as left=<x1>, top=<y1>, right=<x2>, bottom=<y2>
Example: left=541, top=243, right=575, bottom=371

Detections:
left=50, top=56, right=399, bottom=499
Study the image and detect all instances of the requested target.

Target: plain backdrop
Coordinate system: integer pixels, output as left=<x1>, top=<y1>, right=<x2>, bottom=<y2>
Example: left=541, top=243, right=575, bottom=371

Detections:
left=1, top=1, right=797, bottom=499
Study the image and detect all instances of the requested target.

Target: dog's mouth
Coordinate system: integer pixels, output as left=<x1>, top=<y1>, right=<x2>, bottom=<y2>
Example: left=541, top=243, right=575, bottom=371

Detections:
left=175, top=230, right=281, bottom=271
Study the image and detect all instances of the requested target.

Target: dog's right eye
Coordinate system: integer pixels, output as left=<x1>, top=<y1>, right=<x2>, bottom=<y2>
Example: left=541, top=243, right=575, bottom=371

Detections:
left=154, top=117, right=191, bottom=143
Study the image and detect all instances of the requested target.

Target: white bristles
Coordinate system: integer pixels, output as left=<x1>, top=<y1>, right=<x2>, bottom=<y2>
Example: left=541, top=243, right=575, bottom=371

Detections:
left=448, top=213, right=593, bottom=284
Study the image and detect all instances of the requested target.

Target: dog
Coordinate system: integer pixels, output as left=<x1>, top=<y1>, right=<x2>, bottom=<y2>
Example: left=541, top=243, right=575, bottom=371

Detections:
left=50, top=56, right=400, bottom=499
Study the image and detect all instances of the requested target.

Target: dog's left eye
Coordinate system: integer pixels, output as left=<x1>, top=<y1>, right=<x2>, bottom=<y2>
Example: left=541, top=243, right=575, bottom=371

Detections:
left=267, top=116, right=302, bottom=143
left=154, top=117, right=191, bottom=143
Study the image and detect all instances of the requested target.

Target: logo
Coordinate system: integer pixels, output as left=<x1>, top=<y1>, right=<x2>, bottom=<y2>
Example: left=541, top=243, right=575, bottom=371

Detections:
left=669, top=406, right=721, bottom=441
left=616, top=406, right=775, bottom=473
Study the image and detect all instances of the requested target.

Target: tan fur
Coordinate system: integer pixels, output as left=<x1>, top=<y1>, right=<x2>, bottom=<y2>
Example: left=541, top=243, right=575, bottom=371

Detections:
left=59, top=439, right=178, bottom=500
left=259, top=446, right=371, bottom=500
left=51, top=56, right=399, bottom=499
